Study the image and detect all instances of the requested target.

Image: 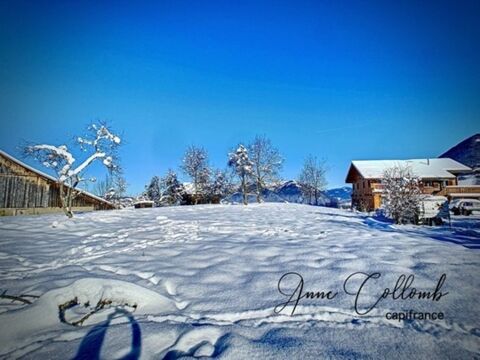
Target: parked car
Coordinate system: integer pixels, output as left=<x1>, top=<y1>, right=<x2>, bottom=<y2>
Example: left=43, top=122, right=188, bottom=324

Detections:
left=450, top=199, right=480, bottom=216
left=418, top=196, right=449, bottom=225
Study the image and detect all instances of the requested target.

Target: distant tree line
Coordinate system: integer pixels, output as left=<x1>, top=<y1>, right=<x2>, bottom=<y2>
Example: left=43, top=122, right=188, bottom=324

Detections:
left=22, top=124, right=329, bottom=215
left=142, top=135, right=328, bottom=206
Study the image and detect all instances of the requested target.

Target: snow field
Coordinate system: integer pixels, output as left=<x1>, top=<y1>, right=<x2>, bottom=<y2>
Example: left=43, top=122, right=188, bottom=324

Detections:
left=0, top=203, right=478, bottom=359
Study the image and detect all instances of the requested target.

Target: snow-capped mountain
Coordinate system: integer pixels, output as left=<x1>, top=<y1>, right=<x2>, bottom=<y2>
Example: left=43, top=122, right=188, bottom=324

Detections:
left=440, top=134, right=480, bottom=185
left=324, top=186, right=352, bottom=208
left=324, top=186, right=352, bottom=202
left=273, top=180, right=332, bottom=205
left=225, top=180, right=333, bottom=206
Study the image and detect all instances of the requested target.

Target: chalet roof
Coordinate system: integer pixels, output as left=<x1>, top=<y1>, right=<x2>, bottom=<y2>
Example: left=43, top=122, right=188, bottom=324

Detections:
left=345, top=158, right=471, bottom=183
left=0, top=149, right=114, bottom=206
left=133, top=200, right=154, bottom=205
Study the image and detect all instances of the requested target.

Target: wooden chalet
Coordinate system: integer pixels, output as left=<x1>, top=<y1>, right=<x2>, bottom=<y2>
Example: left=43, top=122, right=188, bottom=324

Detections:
left=0, top=150, right=115, bottom=216
left=345, top=158, right=478, bottom=211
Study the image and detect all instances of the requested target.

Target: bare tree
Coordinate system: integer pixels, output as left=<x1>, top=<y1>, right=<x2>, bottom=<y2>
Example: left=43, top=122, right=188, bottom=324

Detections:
left=382, top=164, right=421, bottom=224
left=24, top=123, right=121, bottom=217
left=248, top=135, right=283, bottom=203
left=95, top=171, right=128, bottom=205
left=93, top=174, right=114, bottom=197
left=298, top=155, right=327, bottom=205
left=228, top=144, right=253, bottom=205
left=113, top=172, right=128, bottom=199
left=181, top=145, right=210, bottom=204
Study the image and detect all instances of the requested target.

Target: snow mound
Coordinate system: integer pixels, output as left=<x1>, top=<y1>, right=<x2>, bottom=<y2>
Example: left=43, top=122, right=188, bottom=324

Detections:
left=47, top=278, right=178, bottom=315
left=0, top=278, right=178, bottom=357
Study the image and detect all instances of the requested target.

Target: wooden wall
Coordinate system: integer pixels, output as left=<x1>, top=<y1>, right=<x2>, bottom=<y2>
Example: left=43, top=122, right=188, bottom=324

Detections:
left=0, top=153, right=113, bottom=213
left=0, top=156, right=51, bottom=208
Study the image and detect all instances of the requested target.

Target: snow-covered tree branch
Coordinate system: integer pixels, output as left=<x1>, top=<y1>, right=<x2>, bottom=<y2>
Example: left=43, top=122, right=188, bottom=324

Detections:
left=181, top=146, right=210, bottom=205
left=248, top=135, right=283, bottom=203
left=93, top=172, right=128, bottom=204
left=24, top=123, right=122, bottom=218
left=207, top=169, right=235, bottom=203
left=228, top=145, right=253, bottom=205
left=382, top=164, right=421, bottom=224
left=298, top=155, right=327, bottom=205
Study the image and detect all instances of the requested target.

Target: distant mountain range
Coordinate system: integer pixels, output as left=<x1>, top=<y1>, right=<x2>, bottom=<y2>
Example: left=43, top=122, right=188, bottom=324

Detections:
left=440, top=133, right=480, bottom=185
left=225, top=180, right=351, bottom=207
left=324, top=186, right=352, bottom=202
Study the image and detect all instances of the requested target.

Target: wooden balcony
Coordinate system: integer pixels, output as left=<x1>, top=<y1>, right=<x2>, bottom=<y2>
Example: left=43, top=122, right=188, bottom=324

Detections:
left=366, top=183, right=480, bottom=198
left=371, top=183, right=384, bottom=192
left=420, top=185, right=440, bottom=194
left=437, top=185, right=480, bottom=197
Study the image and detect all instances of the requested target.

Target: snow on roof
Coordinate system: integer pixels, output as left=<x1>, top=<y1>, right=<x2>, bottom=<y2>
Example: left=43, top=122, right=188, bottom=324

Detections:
left=348, top=158, right=471, bottom=181
left=0, top=149, right=114, bottom=206
left=133, top=200, right=154, bottom=205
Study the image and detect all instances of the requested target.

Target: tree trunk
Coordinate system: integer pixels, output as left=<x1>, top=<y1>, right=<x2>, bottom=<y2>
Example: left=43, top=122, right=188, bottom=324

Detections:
left=256, top=179, right=261, bottom=203
left=66, top=184, right=74, bottom=218
left=194, top=177, right=198, bottom=205
left=59, top=183, right=73, bottom=218
left=242, top=174, right=248, bottom=205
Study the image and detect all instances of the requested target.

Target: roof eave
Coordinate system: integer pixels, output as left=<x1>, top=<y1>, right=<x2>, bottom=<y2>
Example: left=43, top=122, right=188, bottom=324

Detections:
left=0, top=149, right=115, bottom=207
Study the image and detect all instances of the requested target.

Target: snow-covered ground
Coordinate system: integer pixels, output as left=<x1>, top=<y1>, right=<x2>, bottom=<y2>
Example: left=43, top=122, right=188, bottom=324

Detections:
left=0, top=203, right=479, bottom=359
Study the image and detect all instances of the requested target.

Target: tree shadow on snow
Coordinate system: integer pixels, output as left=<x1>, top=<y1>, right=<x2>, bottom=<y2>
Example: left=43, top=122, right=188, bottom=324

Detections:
left=363, top=216, right=480, bottom=250
left=73, top=308, right=141, bottom=360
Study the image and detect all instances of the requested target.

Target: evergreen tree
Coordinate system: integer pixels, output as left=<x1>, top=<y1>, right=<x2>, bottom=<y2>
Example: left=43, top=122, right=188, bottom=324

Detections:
left=145, top=176, right=162, bottom=206
left=228, top=145, right=253, bottom=205
left=208, top=169, right=234, bottom=202
left=160, top=170, right=185, bottom=206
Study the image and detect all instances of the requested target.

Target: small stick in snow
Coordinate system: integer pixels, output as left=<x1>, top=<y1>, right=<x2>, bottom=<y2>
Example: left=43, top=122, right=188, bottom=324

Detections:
left=58, top=297, right=137, bottom=326
left=0, top=290, right=35, bottom=304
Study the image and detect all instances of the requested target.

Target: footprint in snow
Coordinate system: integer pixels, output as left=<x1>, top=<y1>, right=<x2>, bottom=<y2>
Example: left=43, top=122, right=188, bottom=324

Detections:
left=164, top=280, right=177, bottom=296
left=163, top=327, right=224, bottom=359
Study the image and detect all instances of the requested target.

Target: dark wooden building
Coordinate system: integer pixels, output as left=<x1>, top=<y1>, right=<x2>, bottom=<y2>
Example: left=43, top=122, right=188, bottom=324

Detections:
left=0, top=150, right=115, bottom=216
left=133, top=200, right=154, bottom=209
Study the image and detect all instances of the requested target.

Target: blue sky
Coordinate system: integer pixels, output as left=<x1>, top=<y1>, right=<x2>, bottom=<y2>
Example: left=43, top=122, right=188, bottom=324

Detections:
left=1, top=0, right=479, bottom=194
